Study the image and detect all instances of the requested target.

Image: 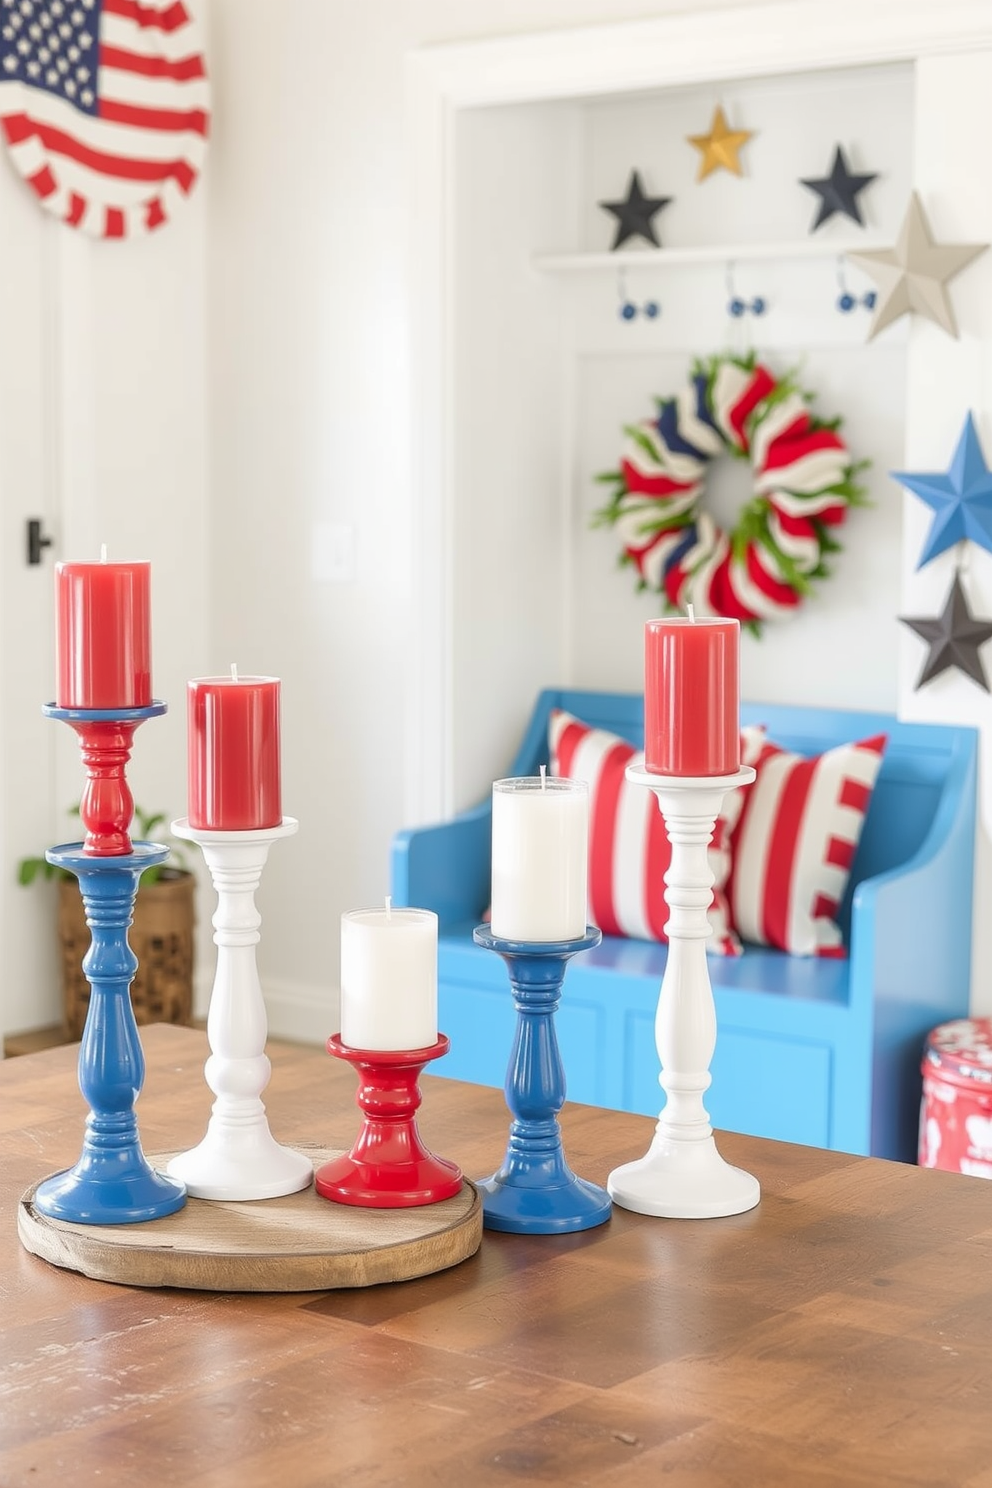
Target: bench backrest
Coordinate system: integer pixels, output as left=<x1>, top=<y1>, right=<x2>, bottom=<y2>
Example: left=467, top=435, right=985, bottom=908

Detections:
left=509, top=688, right=977, bottom=940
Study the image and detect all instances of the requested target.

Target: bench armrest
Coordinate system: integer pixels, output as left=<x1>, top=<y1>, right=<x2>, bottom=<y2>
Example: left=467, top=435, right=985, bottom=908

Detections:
left=850, top=731, right=976, bottom=1008
left=848, top=734, right=976, bottom=1158
left=391, top=800, right=491, bottom=929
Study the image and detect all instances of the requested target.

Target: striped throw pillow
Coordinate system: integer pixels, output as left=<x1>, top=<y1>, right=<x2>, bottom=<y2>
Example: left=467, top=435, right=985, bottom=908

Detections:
left=549, top=709, right=762, bottom=957
left=727, top=726, right=887, bottom=957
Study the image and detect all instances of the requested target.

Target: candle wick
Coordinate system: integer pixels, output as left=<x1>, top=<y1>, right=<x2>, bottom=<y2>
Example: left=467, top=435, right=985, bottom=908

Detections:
left=230, top=662, right=239, bottom=682
left=99, top=543, right=108, bottom=564
left=540, top=764, right=547, bottom=791
left=687, top=603, right=696, bottom=623
left=385, top=895, right=392, bottom=920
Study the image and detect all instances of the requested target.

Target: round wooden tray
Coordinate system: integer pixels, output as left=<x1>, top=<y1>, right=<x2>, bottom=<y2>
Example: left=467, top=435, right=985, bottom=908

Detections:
left=18, top=1148, right=482, bottom=1292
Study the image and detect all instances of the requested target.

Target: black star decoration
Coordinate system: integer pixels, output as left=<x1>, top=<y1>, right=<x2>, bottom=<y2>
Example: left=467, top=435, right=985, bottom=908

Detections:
left=800, top=145, right=877, bottom=231
left=900, top=572, right=992, bottom=692
left=598, top=170, right=672, bottom=250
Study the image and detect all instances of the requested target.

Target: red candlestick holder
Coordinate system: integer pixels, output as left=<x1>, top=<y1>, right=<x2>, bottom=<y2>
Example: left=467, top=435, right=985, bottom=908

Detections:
left=44, top=702, right=167, bottom=854
left=315, top=1034, right=463, bottom=1208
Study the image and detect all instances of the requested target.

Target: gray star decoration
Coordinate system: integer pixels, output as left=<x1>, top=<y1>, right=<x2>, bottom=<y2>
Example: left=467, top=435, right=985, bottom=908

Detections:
left=801, top=144, right=877, bottom=231
left=846, top=192, right=988, bottom=340
left=900, top=572, right=992, bottom=692
left=598, top=170, right=672, bottom=250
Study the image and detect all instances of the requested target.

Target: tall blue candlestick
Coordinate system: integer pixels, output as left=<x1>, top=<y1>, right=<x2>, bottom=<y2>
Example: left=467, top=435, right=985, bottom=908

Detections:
left=473, top=925, right=611, bottom=1234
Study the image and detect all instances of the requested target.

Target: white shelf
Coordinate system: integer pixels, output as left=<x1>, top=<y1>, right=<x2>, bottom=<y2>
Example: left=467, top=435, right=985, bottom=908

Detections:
left=532, top=239, right=889, bottom=272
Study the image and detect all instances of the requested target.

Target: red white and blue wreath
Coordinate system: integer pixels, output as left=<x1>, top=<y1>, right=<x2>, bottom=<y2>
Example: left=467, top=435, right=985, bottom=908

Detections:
left=595, top=354, right=866, bottom=631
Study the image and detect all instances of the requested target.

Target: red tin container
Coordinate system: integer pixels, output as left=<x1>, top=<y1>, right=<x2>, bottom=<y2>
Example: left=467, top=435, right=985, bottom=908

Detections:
left=919, top=1018, right=992, bottom=1176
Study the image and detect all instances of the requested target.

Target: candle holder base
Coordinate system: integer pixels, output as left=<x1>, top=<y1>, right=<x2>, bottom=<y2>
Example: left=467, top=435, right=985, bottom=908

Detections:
left=166, top=1130, right=314, bottom=1203
left=315, top=1036, right=463, bottom=1208
left=608, top=1137, right=760, bottom=1219
left=473, top=927, right=611, bottom=1235
left=34, top=1154, right=187, bottom=1227
left=477, top=1169, right=612, bottom=1235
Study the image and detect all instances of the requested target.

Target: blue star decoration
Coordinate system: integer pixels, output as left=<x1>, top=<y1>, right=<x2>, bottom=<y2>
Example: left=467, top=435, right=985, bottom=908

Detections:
left=891, top=414, right=992, bottom=569
left=900, top=572, right=992, bottom=692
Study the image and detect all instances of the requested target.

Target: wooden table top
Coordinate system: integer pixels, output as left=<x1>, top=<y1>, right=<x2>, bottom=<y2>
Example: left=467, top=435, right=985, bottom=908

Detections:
left=3, top=1024, right=992, bottom=1488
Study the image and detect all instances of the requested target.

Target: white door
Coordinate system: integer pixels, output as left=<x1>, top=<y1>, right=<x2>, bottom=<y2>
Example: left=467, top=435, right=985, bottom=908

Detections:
left=0, top=202, right=65, bottom=1045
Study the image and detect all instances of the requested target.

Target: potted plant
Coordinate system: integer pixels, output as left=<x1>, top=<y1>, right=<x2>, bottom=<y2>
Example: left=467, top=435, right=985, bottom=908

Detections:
left=18, top=806, right=197, bottom=1040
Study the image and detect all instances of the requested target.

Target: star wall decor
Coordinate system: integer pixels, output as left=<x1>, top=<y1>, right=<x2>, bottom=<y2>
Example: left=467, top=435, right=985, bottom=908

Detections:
left=686, top=106, right=754, bottom=181
left=800, top=145, right=877, bottom=231
left=891, top=414, right=992, bottom=569
left=846, top=192, right=988, bottom=340
left=899, top=571, right=992, bottom=692
left=597, top=170, right=673, bottom=250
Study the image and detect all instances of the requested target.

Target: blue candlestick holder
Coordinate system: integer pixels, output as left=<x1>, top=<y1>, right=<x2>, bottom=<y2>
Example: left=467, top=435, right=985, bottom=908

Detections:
left=32, top=698, right=186, bottom=1226
left=33, top=842, right=188, bottom=1224
left=472, top=925, right=611, bottom=1234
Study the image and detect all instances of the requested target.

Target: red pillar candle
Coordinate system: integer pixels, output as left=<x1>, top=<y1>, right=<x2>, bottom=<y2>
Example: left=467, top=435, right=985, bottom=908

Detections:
left=55, top=560, right=152, bottom=709
left=187, top=674, right=282, bottom=831
left=644, top=616, right=740, bottom=776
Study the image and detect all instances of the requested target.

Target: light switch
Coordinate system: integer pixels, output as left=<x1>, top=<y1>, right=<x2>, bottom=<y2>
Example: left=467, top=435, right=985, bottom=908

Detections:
left=312, top=523, right=355, bottom=583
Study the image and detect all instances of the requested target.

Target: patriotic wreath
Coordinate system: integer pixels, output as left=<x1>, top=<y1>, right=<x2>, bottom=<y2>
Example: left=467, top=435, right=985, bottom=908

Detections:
left=595, top=354, right=866, bottom=631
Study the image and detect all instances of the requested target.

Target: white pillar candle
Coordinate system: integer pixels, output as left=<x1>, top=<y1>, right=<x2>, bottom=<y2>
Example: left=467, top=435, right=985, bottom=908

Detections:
left=490, top=776, right=589, bottom=941
left=340, top=906, right=438, bottom=1051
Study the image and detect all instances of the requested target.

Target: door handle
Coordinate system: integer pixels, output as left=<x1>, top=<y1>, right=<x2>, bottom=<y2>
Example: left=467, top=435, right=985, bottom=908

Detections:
left=27, top=518, right=54, bottom=566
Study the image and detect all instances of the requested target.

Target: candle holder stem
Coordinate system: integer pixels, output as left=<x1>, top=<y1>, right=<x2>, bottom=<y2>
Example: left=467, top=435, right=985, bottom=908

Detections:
left=315, top=1036, right=463, bottom=1207
left=608, top=765, right=759, bottom=1219
left=43, top=703, right=167, bottom=855
left=473, top=927, right=611, bottom=1234
left=33, top=845, right=187, bottom=1224
left=166, top=818, right=313, bottom=1200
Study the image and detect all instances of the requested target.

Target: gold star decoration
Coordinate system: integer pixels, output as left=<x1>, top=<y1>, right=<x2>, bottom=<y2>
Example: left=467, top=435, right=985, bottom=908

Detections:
left=687, top=106, right=754, bottom=182
left=846, top=192, right=988, bottom=341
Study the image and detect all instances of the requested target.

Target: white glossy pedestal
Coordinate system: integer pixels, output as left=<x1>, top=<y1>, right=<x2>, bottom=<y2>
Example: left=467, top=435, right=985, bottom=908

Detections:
left=607, top=766, right=760, bottom=1220
left=166, top=818, right=313, bottom=1201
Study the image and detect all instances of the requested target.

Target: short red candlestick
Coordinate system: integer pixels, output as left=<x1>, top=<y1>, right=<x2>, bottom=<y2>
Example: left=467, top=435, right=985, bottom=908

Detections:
left=44, top=704, right=166, bottom=855
left=71, top=718, right=141, bottom=854
left=315, top=1034, right=463, bottom=1208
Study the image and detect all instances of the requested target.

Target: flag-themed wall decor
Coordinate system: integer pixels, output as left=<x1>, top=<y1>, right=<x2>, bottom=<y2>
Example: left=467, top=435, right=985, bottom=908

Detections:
left=0, top=0, right=209, bottom=239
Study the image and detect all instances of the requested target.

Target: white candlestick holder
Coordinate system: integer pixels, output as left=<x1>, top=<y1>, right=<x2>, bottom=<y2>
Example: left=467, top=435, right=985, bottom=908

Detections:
left=608, top=764, right=760, bottom=1220
left=166, top=817, right=313, bottom=1200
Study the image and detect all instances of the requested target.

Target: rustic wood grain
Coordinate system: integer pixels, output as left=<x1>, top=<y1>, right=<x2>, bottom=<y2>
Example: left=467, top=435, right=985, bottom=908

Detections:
left=2, top=1024, right=992, bottom=1487
left=18, top=1152, right=481, bottom=1291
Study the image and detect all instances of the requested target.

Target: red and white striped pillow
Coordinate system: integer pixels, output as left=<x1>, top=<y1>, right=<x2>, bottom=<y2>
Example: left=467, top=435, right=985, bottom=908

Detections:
left=549, top=709, right=762, bottom=957
left=727, top=726, right=887, bottom=957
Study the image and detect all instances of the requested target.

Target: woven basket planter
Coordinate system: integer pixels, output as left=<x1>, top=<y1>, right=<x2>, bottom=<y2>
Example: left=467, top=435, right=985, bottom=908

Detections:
left=58, top=871, right=196, bottom=1040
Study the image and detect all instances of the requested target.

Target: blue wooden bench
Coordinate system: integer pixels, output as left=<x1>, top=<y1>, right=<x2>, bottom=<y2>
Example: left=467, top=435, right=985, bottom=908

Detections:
left=392, top=690, right=977, bottom=1162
